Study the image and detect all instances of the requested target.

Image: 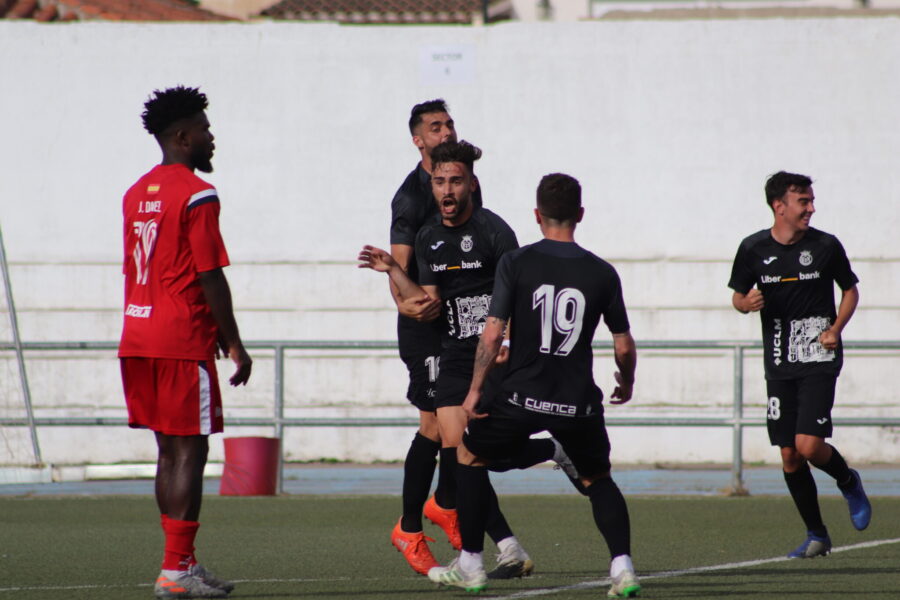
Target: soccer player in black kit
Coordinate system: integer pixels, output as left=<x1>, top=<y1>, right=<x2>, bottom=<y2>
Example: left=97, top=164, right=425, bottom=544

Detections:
left=363, top=140, right=559, bottom=581
left=386, top=99, right=483, bottom=575
left=427, top=173, right=640, bottom=596
left=729, top=171, right=871, bottom=558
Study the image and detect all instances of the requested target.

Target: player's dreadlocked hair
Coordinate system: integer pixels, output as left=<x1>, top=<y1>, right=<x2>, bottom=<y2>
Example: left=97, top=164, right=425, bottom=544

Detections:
left=408, top=98, right=449, bottom=134
left=141, top=86, right=208, bottom=136
left=537, top=173, right=581, bottom=223
left=765, top=171, right=813, bottom=208
left=430, top=140, right=481, bottom=174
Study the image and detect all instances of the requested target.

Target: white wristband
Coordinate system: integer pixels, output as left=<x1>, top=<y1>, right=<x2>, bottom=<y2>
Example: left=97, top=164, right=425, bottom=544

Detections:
left=501, top=340, right=510, bottom=348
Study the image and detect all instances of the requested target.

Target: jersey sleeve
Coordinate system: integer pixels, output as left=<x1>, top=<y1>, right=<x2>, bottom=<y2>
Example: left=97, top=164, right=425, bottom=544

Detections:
left=602, top=269, right=631, bottom=334
left=186, top=188, right=230, bottom=273
left=830, top=237, right=859, bottom=291
left=492, top=219, right=519, bottom=262
left=415, top=229, right=437, bottom=287
left=390, top=188, right=419, bottom=246
left=728, top=241, right=756, bottom=294
left=488, top=252, right=515, bottom=320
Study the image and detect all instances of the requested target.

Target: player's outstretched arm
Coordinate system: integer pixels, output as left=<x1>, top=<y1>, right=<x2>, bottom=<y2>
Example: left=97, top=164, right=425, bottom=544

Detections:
left=358, top=245, right=433, bottom=309
left=463, top=317, right=507, bottom=419
left=820, top=285, right=859, bottom=350
left=198, top=268, right=252, bottom=386
left=610, top=331, right=636, bottom=405
left=732, top=289, right=764, bottom=314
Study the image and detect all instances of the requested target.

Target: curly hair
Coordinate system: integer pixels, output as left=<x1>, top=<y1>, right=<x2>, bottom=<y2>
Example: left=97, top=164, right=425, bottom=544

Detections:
left=430, top=140, right=481, bottom=173
left=141, top=86, right=208, bottom=136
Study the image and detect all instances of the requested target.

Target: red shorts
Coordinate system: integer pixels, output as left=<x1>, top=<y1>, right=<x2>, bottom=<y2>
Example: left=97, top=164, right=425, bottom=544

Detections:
left=120, top=357, right=223, bottom=436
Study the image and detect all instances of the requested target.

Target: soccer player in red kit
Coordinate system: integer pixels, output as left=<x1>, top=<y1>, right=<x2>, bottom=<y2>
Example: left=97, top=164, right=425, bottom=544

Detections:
left=119, top=86, right=252, bottom=599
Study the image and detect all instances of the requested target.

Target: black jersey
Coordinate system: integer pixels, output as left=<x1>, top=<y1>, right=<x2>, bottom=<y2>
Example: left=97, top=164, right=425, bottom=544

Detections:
left=390, top=163, right=482, bottom=355
left=416, top=206, right=518, bottom=350
left=728, top=227, right=858, bottom=381
left=488, top=239, right=630, bottom=417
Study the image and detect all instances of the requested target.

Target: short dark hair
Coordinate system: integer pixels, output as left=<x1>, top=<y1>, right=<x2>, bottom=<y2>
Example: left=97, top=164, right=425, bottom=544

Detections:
left=141, top=86, right=208, bottom=136
left=537, top=173, right=581, bottom=223
left=765, top=171, right=813, bottom=207
left=409, top=98, right=449, bottom=135
left=430, top=140, right=481, bottom=174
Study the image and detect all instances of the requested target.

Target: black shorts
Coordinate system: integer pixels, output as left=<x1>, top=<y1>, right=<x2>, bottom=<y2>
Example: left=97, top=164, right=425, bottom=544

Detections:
left=400, top=349, right=441, bottom=412
left=765, top=374, right=837, bottom=447
left=398, top=316, right=442, bottom=412
left=464, top=394, right=611, bottom=478
left=434, top=341, right=476, bottom=409
left=434, top=340, right=508, bottom=409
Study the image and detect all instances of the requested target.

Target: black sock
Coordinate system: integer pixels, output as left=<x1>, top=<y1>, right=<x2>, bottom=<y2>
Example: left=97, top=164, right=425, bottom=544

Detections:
left=488, top=438, right=555, bottom=472
left=456, top=463, right=490, bottom=553
left=485, top=483, right=514, bottom=544
left=434, top=447, right=458, bottom=509
left=586, top=477, right=631, bottom=558
left=812, top=445, right=853, bottom=489
left=400, top=433, right=439, bottom=532
left=784, top=463, right=827, bottom=537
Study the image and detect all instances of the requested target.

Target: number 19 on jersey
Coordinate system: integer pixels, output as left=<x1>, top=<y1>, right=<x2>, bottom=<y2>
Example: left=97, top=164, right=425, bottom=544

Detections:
left=532, top=284, right=585, bottom=356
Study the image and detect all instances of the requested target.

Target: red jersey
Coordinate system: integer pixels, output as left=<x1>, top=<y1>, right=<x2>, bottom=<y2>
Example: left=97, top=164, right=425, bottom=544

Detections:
left=118, top=164, right=230, bottom=360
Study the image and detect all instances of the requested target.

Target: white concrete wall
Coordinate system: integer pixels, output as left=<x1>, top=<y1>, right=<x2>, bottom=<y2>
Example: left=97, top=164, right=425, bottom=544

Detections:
left=1, top=18, right=899, bottom=467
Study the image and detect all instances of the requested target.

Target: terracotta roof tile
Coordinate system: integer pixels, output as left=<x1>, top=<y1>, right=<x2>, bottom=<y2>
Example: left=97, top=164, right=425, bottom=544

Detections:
left=266, top=0, right=482, bottom=10
left=261, top=0, right=509, bottom=23
left=1, top=0, right=232, bottom=21
left=7, top=0, right=39, bottom=18
left=35, top=1, right=57, bottom=19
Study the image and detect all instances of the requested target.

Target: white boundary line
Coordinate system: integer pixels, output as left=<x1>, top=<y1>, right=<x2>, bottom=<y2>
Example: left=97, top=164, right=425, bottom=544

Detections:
left=500, top=537, right=900, bottom=598
left=1, top=538, right=898, bottom=595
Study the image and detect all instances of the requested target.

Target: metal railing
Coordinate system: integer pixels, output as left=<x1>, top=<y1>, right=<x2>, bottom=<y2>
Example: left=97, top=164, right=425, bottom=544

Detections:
left=3, top=339, right=900, bottom=494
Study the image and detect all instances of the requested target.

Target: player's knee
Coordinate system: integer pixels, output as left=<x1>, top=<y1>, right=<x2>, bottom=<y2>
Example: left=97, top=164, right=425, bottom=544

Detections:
left=438, top=428, right=464, bottom=447
left=169, top=435, right=208, bottom=465
left=418, top=410, right=440, bottom=438
left=418, top=423, right=440, bottom=442
left=780, top=447, right=805, bottom=471
left=581, top=470, right=611, bottom=489
left=794, top=436, right=825, bottom=462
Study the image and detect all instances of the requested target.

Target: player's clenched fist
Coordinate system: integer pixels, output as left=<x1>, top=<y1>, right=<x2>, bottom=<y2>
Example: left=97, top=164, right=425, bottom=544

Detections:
left=740, top=288, right=765, bottom=313
left=819, top=328, right=840, bottom=350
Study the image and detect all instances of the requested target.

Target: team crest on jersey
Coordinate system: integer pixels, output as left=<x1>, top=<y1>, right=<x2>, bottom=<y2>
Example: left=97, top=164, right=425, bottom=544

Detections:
left=799, top=250, right=813, bottom=266
left=460, top=235, right=474, bottom=252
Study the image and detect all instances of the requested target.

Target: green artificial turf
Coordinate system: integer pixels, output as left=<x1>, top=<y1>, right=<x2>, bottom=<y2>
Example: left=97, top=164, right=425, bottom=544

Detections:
left=1, top=495, right=899, bottom=599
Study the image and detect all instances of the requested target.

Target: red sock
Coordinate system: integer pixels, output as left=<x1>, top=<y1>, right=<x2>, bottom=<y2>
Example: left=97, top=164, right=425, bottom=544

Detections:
left=160, top=514, right=197, bottom=566
left=162, top=518, right=199, bottom=571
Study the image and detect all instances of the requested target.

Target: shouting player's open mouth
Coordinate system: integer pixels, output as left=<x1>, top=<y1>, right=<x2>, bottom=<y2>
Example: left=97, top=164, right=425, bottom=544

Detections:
left=440, top=196, right=458, bottom=218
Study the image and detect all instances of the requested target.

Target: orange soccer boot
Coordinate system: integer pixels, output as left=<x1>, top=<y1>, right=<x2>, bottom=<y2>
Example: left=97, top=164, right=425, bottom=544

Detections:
left=424, top=495, right=462, bottom=550
left=391, top=519, right=439, bottom=575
